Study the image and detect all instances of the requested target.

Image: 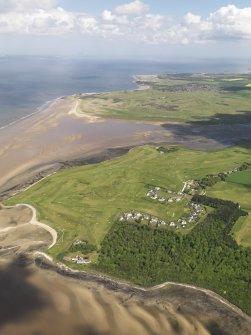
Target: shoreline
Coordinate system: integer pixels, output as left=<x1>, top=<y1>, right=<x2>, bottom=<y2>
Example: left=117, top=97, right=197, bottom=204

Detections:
left=1, top=71, right=251, bottom=333
left=0, top=98, right=61, bottom=131
left=33, top=254, right=251, bottom=323
left=0, top=74, right=150, bottom=132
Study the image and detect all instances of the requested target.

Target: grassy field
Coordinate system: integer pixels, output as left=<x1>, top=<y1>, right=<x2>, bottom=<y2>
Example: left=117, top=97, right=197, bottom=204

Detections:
left=231, top=215, right=251, bottom=248
left=227, top=169, right=251, bottom=186
left=78, top=73, right=251, bottom=123
left=4, top=143, right=251, bottom=262
left=207, top=180, right=251, bottom=247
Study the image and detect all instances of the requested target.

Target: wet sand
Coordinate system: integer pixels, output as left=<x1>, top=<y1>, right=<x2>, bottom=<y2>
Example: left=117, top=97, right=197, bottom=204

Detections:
left=0, top=97, right=167, bottom=193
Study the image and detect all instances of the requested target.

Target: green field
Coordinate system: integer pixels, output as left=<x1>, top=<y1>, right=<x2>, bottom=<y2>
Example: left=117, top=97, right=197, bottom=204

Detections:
left=227, top=169, right=251, bottom=186
left=232, top=215, right=251, bottom=248
left=5, top=143, right=251, bottom=262
left=207, top=179, right=251, bottom=248
left=78, top=73, right=251, bottom=123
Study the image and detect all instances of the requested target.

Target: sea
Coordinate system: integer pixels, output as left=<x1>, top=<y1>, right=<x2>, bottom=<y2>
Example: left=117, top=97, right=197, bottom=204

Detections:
left=0, top=56, right=250, bottom=128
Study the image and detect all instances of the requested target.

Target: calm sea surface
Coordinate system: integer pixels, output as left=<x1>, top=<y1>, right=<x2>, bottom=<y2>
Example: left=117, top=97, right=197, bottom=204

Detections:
left=0, top=56, right=250, bottom=128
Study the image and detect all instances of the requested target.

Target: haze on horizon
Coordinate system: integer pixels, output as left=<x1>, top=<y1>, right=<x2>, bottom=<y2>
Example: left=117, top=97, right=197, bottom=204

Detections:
left=1, top=0, right=251, bottom=61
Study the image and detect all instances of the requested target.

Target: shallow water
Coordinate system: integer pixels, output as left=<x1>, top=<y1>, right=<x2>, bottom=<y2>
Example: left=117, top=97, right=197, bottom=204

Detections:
left=0, top=56, right=250, bottom=127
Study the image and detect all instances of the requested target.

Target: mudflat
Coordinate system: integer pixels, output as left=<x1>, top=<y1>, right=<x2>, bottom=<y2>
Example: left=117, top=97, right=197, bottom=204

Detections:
left=0, top=97, right=166, bottom=194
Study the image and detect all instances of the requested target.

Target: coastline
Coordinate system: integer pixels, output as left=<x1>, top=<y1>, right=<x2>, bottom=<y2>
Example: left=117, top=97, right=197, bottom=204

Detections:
left=0, top=73, right=150, bottom=132
left=0, top=98, right=60, bottom=131
left=35, top=256, right=251, bottom=324
left=0, top=76, right=251, bottom=333
left=0, top=85, right=169, bottom=195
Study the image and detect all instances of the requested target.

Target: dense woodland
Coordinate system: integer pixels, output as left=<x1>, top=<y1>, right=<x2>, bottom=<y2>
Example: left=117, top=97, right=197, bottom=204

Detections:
left=97, top=196, right=251, bottom=314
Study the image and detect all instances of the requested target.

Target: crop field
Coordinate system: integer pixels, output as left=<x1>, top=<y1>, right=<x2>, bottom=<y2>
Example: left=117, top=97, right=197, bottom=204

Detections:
left=227, top=169, right=251, bottom=186
left=78, top=73, right=251, bottom=123
left=5, top=143, right=251, bottom=260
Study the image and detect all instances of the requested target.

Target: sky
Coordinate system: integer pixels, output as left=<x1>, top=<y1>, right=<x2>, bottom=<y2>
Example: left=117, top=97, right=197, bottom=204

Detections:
left=1, top=0, right=251, bottom=60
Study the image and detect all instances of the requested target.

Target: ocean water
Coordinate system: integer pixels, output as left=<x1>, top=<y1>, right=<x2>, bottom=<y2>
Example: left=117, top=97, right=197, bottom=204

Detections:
left=0, top=56, right=250, bottom=128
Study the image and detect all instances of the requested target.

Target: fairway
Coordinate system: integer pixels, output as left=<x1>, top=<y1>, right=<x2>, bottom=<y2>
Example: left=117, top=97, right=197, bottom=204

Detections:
left=227, top=169, right=251, bottom=186
left=5, top=143, right=251, bottom=260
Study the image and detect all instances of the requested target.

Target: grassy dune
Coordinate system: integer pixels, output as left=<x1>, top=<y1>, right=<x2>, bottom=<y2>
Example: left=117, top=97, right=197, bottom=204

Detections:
left=5, top=144, right=251, bottom=261
left=78, top=74, right=251, bottom=123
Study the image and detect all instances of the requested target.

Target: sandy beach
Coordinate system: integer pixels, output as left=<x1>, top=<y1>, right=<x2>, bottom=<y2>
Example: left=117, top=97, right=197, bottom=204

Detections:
left=0, top=96, right=168, bottom=195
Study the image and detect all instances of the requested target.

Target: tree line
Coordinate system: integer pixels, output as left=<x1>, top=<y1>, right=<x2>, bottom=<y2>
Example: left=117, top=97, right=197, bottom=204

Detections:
left=96, top=196, right=251, bottom=315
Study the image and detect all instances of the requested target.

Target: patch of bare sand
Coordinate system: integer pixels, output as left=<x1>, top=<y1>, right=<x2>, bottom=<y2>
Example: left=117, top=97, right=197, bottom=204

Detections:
left=0, top=205, right=52, bottom=254
left=68, top=98, right=103, bottom=123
